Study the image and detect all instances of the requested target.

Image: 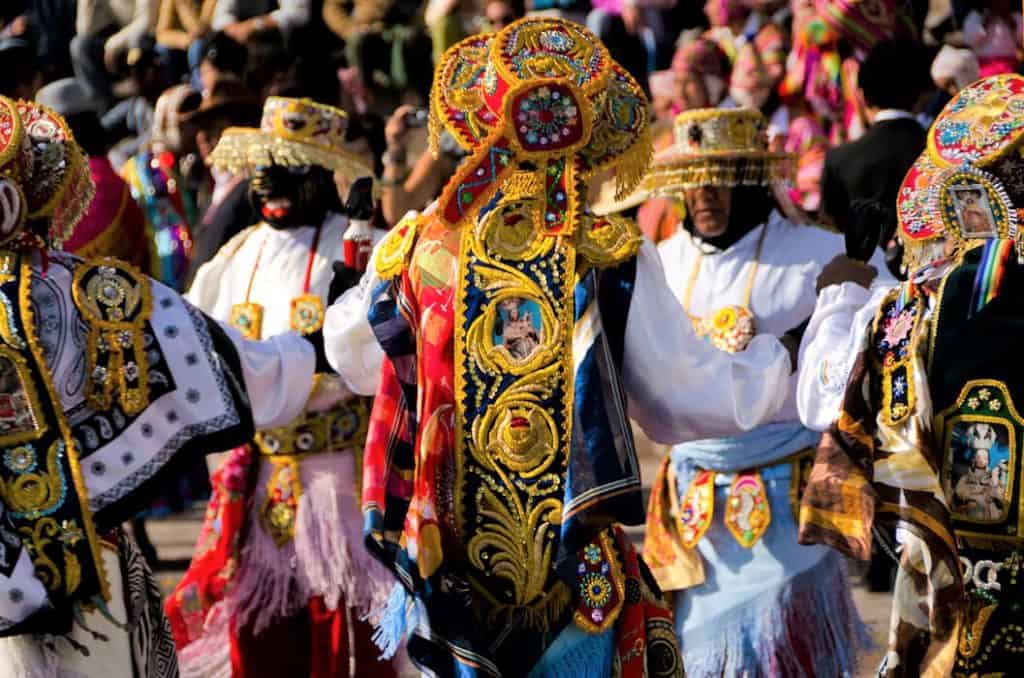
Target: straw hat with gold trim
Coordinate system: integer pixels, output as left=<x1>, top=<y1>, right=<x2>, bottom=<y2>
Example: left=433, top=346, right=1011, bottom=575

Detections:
left=642, top=108, right=793, bottom=199
left=209, top=97, right=372, bottom=181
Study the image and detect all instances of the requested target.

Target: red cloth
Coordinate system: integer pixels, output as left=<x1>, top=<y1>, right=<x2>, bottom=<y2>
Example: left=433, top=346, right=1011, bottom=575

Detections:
left=64, top=157, right=147, bottom=266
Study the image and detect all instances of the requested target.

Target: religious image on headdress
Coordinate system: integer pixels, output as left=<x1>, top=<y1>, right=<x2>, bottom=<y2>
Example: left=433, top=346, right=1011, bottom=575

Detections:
left=0, top=355, right=36, bottom=439
left=949, top=183, right=999, bottom=239
left=493, top=297, right=543, bottom=361
left=947, top=420, right=1012, bottom=522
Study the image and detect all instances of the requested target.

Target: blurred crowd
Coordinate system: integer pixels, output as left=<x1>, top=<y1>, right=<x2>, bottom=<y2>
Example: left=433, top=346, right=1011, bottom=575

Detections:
left=0, top=0, right=1020, bottom=288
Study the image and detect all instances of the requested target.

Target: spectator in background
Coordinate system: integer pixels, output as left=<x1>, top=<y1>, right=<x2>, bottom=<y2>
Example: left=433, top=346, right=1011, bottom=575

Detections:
left=820, top=38, right=929, bottom=247
left=670, top=37, right=730, bottom=113
left=71, top=0, right=159, bottom=108
left=963, top=0, right=1022, bottom=78
left=926, top=44, right=979, bottom=123
left=103, top=39, right=177, bottom=167
left=156, top=0, right=216, bottom=56
left=192, top=30, right=247, bottom=95
left=0, top=37, right=43, bottom=100
left=36, top=77, right=149, bottom=266
left=181, top=75, right=261, bottom=285
left=19, top=0, right=78, bottom=81
left=212, top=0, right=312, bottom=44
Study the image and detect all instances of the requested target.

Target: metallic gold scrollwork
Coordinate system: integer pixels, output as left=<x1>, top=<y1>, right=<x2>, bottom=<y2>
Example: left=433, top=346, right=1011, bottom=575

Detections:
left=1, top=440, right=65, bottom=519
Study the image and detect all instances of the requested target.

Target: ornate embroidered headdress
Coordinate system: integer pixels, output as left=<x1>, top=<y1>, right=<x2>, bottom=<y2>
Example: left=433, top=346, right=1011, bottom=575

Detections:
left=428, top=17, right=651, bottom=236
left=642, top=108, right=793, bottom=198
left=897, top=74, right=1024, bottom=271
left=209, top=96, right=371, bottom=180
left=0, top=96, right=93, bottom=250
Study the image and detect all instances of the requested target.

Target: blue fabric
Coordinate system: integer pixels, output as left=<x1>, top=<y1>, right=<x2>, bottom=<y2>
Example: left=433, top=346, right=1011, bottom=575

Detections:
left=670, top=424, right=871, bottom=677
left=671, top=421, right=821, bottom=472
left=527, top=624, right=616, bottom=678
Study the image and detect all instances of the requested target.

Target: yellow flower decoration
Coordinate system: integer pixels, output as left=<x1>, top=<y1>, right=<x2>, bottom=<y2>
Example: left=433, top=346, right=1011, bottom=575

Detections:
left=712, top=307, right=738, bottom=332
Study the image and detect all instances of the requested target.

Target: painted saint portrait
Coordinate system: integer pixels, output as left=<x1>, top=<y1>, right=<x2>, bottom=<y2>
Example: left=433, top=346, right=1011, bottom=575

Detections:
left=493, top=297, right=543, bottom=361
left=948, top=421, right=1012, bottom=521
left=950, top=185, right=999, bottom=239
left=0, top=356, right=35, bottom=438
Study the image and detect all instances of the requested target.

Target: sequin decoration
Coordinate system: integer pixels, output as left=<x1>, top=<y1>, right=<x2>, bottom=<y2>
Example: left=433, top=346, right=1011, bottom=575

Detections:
left=678, top=470, right=714, bottom=548
left=260, top=457, right=300, bottom=547
left=724, top=471, right=771, bottom=548
left=573, top=530, right=624, bottom=634
left=930, top=165, right=1018, bottom=245
left=929, top=75, right=1024, bottom=167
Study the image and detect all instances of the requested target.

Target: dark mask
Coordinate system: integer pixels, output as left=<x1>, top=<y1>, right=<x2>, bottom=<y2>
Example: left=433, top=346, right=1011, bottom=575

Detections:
left=249, top=164, right=342, bottom=229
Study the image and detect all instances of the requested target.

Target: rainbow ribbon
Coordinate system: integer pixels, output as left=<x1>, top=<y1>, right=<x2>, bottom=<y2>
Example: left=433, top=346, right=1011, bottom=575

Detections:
left=969, top=238, right=1014, bottom=317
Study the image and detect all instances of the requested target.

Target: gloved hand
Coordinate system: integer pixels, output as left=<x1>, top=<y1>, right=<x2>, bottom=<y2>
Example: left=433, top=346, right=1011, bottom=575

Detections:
left=328, top=261, right=362, bottom=305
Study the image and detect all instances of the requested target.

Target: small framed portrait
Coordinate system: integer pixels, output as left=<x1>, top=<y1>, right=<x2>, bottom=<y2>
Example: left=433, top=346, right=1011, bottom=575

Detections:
left=949, top=184, right=999, bottom=239
left=948, top=420, right=1013, bottom=522
left=492, top=297, right=544, bottom=362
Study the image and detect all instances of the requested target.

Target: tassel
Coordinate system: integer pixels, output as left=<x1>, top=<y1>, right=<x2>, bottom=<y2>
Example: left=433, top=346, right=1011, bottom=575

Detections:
left=369, top=583, right=414, bottom=660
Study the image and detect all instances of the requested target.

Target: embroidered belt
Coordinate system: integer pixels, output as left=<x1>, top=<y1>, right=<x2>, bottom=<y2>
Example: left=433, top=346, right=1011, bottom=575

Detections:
left=678, top=448, right=814, bottom=549
left=256, top=396, right=370, bottom=546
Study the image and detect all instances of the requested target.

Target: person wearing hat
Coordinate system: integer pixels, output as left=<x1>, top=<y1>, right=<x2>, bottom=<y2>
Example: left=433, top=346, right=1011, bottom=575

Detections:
left=167, top=96, right=397, bottom=678
left=35, top=77, right=149, bottom=268
left=797, top=73, right=1024, bottom=678
left=639, top=107, right=889, bottom=677
left=180, top=75, right=262, bottom=286
left=0, top=96, right=323, bottom=678
left=321, top=17, right=830, bottom=676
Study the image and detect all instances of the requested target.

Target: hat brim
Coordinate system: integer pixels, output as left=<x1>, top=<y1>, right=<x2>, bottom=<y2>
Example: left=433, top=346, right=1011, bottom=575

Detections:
left=643, top=152, right=793, bottom=197
left=591, top=180, right=651, bottom=217
left=209, top=128, right=374, bottom=181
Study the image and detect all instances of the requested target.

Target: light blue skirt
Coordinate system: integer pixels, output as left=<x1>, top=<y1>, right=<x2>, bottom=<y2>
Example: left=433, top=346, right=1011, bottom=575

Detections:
left=674, top=458, right=871, bottom=678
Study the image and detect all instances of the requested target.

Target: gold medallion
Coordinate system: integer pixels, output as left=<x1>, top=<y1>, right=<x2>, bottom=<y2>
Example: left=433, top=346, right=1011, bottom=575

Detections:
left=289, top=294, right=324, bottom=335
left=229, top=302, right=264, bottom=340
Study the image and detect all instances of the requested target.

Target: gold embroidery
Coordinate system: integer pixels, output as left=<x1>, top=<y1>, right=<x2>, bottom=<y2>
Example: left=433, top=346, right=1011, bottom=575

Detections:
left=72, top=259, right=152, bottom=415
left=724, top=472, right=771, bottom=548
left=19, top=255, right=109, bottom=601
left=1, top=440, right=64, bottom=518
left=574, top=214, right=642, bottom=268
left=260, top=457, right=301, bottom=547
left=375, top=214, right=420, bottom=280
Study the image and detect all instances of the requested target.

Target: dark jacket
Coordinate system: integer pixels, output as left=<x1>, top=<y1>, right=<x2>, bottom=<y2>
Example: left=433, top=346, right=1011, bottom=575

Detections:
left=821, top=116, right=926, bottom=239
left=185, top=177, right=257, bottom=289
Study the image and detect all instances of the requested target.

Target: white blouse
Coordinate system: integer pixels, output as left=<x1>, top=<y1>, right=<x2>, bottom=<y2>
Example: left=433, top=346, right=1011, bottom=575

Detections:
left=656, top=210, right=892, bottom=431
left=324, top=213, right=803, bottom=446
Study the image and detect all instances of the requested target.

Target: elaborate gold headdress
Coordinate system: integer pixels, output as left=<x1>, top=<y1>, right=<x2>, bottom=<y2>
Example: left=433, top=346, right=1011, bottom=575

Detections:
left=429, top=17, right=652, bottom=235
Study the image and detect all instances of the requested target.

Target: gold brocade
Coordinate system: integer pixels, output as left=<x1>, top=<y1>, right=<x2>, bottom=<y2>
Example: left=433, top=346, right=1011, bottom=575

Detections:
left=375, top=214, right=420, bottom=281
left=71, top=259, right=152, bottom=415
left=289, top=294, right=325, bottom=335
left=454, top=194, right=576, bottom=631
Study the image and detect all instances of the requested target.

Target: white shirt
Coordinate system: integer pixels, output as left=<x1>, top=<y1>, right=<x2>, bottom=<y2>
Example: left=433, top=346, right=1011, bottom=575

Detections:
left=325, top=214, right=801, bottom=445
left=657, top=210, right=892, bottom=430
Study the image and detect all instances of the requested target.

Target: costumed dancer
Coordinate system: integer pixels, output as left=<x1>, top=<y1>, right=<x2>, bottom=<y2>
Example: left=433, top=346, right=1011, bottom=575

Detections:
left=798, top=73, right=1024, bottom=677
left=0, top=96, right=320, bottom=677
left=324, top=17, right=811, bottom=676
left=639, top=107, right=887, bottom=677
left=167, top=97, right=396, bottom=678
left=122, top=84, right=201, bottom=291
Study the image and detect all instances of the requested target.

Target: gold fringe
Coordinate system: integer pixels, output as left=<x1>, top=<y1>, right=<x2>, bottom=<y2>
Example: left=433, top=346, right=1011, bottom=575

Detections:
left=614, top=125, right=654, bottom=201
left=643, top=155, right=794, bottom=197
left=210, top=129, right=373, bottom=181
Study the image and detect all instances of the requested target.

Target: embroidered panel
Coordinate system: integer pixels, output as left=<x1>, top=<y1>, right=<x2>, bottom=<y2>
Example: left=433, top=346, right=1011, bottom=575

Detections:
left=937, top=380, right=1024, bottom=542
left=872, top=285, right=925, bottom=426
left=455, top=196, right=575, bottom=631
left=0, top=250, right=109, bottom=607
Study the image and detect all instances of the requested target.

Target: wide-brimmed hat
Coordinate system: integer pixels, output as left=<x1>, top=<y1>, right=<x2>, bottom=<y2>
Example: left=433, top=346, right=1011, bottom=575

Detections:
left=428, top=17, right=651, bottom=233
left=642, top=108, right=793, bottom=198
left=35, top=78, right=102, bottom=117
left=897, top=74, right=1024, bottom=268
left=0, top=97, right=93, bottom=248
left=178, top=76, right=261, bottom=128
left=208, top=96, right=372, bottom=180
